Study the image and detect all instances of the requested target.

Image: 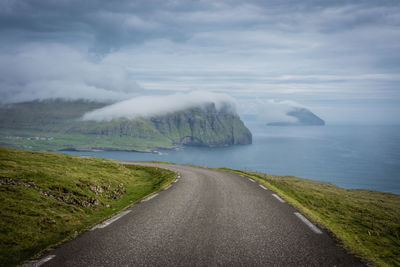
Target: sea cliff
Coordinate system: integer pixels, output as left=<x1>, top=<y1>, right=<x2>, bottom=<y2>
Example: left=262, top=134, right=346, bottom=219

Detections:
left=0, top=100, right=252, bottom=151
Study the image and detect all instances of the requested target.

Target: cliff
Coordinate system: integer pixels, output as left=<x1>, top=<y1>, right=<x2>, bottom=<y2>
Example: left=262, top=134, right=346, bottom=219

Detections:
left=0, top=100, right=252, bottom=151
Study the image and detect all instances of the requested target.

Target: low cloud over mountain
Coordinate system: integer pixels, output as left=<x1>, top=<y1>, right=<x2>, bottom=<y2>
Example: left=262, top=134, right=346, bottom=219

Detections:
left=82, top=91, right=236, bottom=121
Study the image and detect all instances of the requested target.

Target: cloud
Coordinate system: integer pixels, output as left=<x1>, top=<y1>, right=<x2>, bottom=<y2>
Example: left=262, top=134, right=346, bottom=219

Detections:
left=242, top=99, right=306, bottom=123
left=1, top=0, right=400, bottom=124
left=0, top=43, right=144, bottom=103
left=172, top=3, right=265, bottom=24
left=82, top=91, right=236, bottom=121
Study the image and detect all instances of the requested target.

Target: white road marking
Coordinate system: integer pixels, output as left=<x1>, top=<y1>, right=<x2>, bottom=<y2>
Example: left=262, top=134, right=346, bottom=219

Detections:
left=174, top=179, right=179, bottom=183
left=23, top=255, right=56, bottom=266
left=141, top=193, right=159, bottom=202
left=272, top=193, right=286, bottom=203
left=91, top=210, right=131, bottom=230
left=164, top=184, right=172, bottom=190
left=248, top=178, right=255, bottom=182
left=259, top=184, right=267, bottom=190
left=294, top=212, right=323, bottom=234
left=240, top=175, right=244, bottom=177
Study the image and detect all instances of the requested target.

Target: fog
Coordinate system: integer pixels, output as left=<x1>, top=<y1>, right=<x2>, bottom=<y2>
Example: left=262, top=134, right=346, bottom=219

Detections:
left=237, top=99, right=309, bottom=123
left=0, top=44, right=144, bottom=104
left=253, top=100, right=305, bottom=123
left=82, top=91, right=236, bottom=121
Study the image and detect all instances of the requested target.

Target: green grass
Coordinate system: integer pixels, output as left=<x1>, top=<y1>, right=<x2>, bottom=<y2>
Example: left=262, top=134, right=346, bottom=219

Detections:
left=220, top=168, right=400, bottom=266
left=0, top=146, right=176, bottom=266
left=141, top=161, right=175, bottom=165
left=0, top=132, right=173, bottom=152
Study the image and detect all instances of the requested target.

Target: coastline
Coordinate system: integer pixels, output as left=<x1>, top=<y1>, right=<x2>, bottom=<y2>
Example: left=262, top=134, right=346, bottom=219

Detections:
left=48, top=145, right=181, bottom=154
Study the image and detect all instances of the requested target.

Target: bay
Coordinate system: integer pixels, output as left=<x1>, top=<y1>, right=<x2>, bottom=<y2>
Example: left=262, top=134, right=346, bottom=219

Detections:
left=63, top=125, right=400, bottom=194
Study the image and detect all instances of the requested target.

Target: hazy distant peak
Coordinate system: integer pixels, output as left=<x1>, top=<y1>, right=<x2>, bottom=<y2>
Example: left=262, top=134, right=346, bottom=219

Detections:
left=82, top=91, right=237, bottom=121
left=268, top=107, right=325, bottom=126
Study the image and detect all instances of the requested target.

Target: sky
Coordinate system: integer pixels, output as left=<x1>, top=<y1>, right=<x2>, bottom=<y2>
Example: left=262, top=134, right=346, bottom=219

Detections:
left=1, top=0, right=400, bottom=124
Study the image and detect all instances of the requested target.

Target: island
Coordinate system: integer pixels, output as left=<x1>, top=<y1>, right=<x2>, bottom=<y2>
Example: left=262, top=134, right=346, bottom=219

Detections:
left=267, top=107, right=325, bottom=126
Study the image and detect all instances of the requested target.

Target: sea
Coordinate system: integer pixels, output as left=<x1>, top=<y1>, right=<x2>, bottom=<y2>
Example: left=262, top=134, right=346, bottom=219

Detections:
left=63, top=124, right=400, bottom=194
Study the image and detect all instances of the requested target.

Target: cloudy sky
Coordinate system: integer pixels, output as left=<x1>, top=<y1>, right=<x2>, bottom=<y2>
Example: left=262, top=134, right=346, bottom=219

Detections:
left=1, top=0, right=399, bottom=124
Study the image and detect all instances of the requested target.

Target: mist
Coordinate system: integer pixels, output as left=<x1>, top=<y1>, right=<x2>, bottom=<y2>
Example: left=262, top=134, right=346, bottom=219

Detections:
left=82, top=91, right=236, bottom=121
left=0, top=44, right=144, bottom=104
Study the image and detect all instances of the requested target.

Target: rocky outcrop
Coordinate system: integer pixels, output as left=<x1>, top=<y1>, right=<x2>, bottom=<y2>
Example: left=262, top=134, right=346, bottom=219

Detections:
left=149, top=104, right=252, bottom=146
left=267, top=107, right=325, bottom=126
left=71, top=103, right=252, bottom=146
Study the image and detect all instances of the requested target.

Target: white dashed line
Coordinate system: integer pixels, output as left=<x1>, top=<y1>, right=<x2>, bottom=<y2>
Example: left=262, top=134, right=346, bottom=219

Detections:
left=272, top=193, right=286, bottom=203
left=259, top=184, right=267, bottom=190
left=23, top=255, right=56, bottom=267
left=240, top=174, right=244, bottom=177
left=294, top=212, right=323, bottom=234
left=141, top=193, right=159, bottom=202
left=248, top=178, right=255, bottom=182
left=91, top=210, right=131, bottom=230
left=174, top=179, right=179, bottom=183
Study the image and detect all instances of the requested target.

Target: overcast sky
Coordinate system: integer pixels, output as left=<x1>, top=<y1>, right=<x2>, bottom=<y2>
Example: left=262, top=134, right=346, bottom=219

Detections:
left=1, top=0, right=399, bottom=124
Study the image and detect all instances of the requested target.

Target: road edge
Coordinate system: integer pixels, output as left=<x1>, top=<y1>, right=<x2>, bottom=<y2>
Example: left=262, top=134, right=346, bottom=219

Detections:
left=22, top=163, right=178, bottom=267
left=219, top=168, right=373, bottom=267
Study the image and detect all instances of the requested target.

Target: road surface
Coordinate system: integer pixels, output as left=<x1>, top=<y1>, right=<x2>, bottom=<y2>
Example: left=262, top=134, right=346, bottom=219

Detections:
left=35, top=164, right=363, bottom=266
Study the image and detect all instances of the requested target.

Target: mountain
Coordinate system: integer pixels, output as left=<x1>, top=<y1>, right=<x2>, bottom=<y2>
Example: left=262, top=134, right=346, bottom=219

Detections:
left=267, top=107, right=325, bottom=126
left=0, top=99, right=252, bottom=151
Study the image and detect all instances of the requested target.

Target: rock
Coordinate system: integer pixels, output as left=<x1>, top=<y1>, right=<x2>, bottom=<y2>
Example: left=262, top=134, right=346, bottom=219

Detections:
left=88, top=196, right=99, bottom=206
left=89, top=184, right=104, bottom=195
left=267, top=107, right=325, bottom=126
left=150, top=103, right=252, bottom=146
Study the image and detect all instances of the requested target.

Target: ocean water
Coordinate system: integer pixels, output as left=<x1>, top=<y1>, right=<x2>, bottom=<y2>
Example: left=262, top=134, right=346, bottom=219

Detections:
left=63, top=125, right=400, bottom=194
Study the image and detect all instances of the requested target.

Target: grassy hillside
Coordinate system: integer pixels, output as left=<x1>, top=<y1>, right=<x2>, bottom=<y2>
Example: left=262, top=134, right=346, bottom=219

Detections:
left=222, top=168, right=400, bottom=266
left=0, top=146, right=176, bottom=266
left=0, top=100, right=252, bottom=151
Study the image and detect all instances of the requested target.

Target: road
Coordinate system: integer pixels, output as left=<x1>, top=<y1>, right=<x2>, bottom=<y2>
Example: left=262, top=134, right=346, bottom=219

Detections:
left=36, top=164, right=363, bottom=266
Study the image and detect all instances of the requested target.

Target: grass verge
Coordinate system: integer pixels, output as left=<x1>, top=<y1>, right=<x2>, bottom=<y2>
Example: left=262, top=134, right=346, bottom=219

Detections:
left=220, top=168, right=400, bottom=266
left=0, top=146, right=176, bottom=266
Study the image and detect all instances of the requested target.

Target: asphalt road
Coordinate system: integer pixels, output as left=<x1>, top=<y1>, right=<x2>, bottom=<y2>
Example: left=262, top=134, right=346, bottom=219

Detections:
left=35, top=164, right=363, bottom=266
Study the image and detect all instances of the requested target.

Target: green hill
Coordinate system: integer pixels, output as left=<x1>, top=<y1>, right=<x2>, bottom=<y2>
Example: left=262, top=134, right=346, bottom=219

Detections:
left=0, top=100, right=252, bottom=151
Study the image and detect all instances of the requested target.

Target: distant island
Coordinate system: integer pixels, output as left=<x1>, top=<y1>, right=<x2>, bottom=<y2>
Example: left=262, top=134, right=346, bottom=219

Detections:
left=0, top=99, right=252, bottom=152
left=267, top=107, right=325, bottom=126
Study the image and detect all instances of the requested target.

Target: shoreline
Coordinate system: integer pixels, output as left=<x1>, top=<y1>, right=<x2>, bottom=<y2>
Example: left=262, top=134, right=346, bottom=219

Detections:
left=55, top=145, right=181, bottom=154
